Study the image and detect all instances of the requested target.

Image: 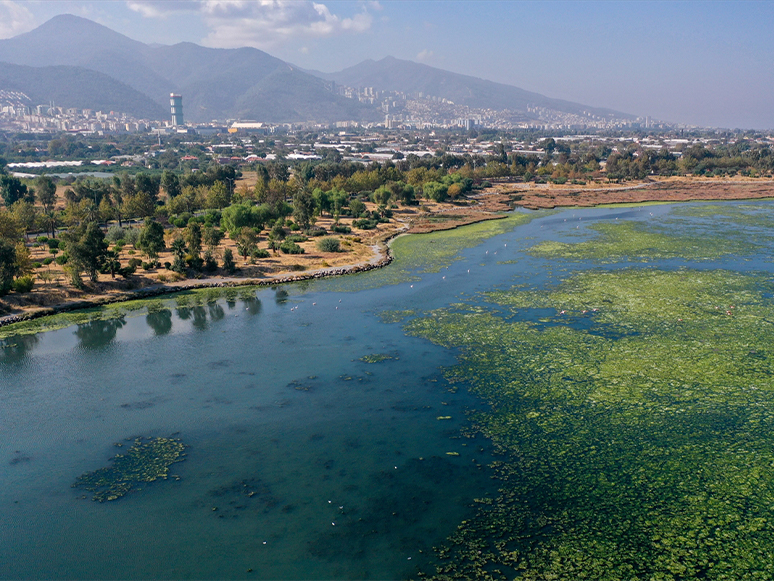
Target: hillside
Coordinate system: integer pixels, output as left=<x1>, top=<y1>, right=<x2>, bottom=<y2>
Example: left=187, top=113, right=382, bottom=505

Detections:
left=0, top=62, right=167, bottom=119
left=315, top=56, right=631, bottom=119
left=0, top=14, right=632, bottom=123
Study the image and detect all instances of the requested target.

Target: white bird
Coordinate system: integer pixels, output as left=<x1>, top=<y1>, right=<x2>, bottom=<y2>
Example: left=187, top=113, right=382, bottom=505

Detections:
left=313, top=302, right=316, bottom=306
left=442, top=276, right=446, bottom=280
left=410, top=284, right=414, bottom=288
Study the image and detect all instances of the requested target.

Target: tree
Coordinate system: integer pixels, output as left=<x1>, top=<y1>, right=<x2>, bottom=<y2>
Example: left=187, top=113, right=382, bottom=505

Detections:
left=222, top=247, right=236, bottom=273
left=1, top=175, right=30, bottom=208
left=35, top=175, right=57, bottom=213
left=138, top=219, right=165, bottom=259
left=203, top=225, right=224, bottom=251
left=61, top=222, right=108, bottom=284
left=10, top=201, right=38, bottom=240
left=349, top=198, right=366, bottom=217
left=170, top=236, right=187, bottom=273
left=206, top=181, right=231, bottom=209
left=423, top=181, right=448, bottom=203
left=161, top=170, right=181, bottom=199
left=0, top=239, right=17, bottom=295
left=235, top=227, right=258, bottom=261
left=292, top=188, right=315, bottom=230
left=185, top=222, right=202, bottom=258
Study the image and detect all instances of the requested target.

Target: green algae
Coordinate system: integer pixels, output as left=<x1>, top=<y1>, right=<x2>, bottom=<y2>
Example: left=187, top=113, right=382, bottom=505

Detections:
left=359, top=353, right=396, bottom=363
left=527, top=220, right=760, bottom=263
left=407, top=269, right=774, bottom=580
left=73, top=437, right=186, bottom=502
left=316, top=212, right=540, bottom=292
left=378, top=309, right=417, bottom=324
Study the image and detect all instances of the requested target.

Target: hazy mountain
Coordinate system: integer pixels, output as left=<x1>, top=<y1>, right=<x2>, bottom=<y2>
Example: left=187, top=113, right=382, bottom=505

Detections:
left=0, top=14, right=376, bottom=123
left=0, top=15, right=630, bottom=124
left=0, top=62, right=166, bottom=119
left=314, top=56, right=631, bottom=119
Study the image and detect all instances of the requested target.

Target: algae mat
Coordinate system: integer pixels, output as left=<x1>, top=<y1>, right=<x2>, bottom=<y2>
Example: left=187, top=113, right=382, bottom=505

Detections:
left=407, top=269, right=774, bottom=580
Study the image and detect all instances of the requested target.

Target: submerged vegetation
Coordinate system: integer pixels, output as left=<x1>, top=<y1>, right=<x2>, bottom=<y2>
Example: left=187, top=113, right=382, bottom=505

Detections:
left=73, top=437, right=186, bottom=502
left=407, top=269, right=774, bottom=579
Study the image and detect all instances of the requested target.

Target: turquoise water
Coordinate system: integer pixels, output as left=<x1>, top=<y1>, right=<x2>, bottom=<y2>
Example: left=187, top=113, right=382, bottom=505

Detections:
left=2, top=200, right=774, bottom=580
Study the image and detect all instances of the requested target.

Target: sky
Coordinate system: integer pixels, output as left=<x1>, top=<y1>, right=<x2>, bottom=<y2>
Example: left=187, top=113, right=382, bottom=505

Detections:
left=1, top=0, right=772, bottom=129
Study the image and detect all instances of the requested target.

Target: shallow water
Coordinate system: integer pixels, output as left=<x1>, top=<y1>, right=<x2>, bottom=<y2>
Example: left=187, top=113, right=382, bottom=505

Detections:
left=2, top=200, right=773, bottom=580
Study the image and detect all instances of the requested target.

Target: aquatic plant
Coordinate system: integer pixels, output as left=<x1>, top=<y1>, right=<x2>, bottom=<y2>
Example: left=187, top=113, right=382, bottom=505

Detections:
left=378, top=309, right=416, bottom=324
left=73, top=437, right=186, bottom=502
left=359, top=353, right=396, bottom=363
left=407, top=269, right=774, bottom=579
left=527, top=220, right=760, bottom=263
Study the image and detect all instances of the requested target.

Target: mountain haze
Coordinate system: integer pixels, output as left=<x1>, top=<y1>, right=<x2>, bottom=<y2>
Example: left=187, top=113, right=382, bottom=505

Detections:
left=314, top=56, right=629, bottom=119
left=0, top=15, right=633, bottom=124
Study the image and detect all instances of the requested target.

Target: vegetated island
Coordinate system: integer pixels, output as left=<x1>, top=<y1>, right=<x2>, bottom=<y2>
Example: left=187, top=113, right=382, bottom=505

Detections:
left=1, top=175, right=774, bottom=328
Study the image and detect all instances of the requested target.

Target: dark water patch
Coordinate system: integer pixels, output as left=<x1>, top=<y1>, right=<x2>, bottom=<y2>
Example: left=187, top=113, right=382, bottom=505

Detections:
left=9, top=452, right=31, bottom=466
left=204, top=478, right=280, bottom=519
left=207, top=359, right=233, bottom=369
left=119, top=397, right=165, bottom=411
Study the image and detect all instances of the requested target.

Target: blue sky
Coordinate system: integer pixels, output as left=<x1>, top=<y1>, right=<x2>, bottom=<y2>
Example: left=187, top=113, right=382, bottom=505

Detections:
left=2, top=1, right=773, bottom=129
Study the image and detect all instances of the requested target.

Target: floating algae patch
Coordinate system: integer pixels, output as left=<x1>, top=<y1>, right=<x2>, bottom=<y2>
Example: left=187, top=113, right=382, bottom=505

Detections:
left=406, top=269, right=774, bottom=580
left=314, top=212, right=540, bottom=292
left=73, top=437, right=186, bottom=502
left=527, top=220, right=761, bottom=263
left=377, top=309, right=416, bottom=324
left=358, top=353, right=396, bottom=363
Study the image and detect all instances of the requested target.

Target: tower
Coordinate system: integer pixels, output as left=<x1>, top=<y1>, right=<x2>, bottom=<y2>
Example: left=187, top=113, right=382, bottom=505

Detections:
left=170, top=94, right=183, bottom=126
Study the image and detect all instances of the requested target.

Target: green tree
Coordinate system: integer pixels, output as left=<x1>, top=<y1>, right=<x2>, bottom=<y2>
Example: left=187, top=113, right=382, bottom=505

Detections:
left=170, top=236, right=187, bottom=273
left=35, top=175, right=57, bottom=213
left=0, top=238, right=17, bottom=295
left=161, top=170, right=181, bottom=199
left=235, top=227, right=258, bottom=261
left=349, top=198, right=366, bottom=217
left=138, top=219, right=165, bottom=259
left=222, top=247, right=236, bottom=274
left=206, top=181, right=231, bottom=209
left=61, top=221, right=108, bottom=284
left=10, top=201, right=38, bottom=240
left=292, top=188, right=315, bottom=230
left=1, top=175, right=30, bottom=208
left=185, top=222, right=202, bottom=258
left=203, top=225, right=224, bottom=251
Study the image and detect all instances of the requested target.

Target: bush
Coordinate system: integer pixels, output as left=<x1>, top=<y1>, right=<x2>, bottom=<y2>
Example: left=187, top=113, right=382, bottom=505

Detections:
left=316, top=237, right=341, bottom=253
left=173, top=218, right=187, bottom=228
left=55, top=254, right=68, bottom=265
left=47, top=239, right=59, bottom=250
left=118, top=266, right=136, bottom=278
left=142, top=262, right=154, bottom=270
left=286, top=234, right=308, bottom=243
left=352, top=218, right=378, bottom=230
left=280, top=241, right=304, bottom=254
left=331, top=224, right=351, bottom=234
left=203, top=250, right=218, bottom=272
left=252, top=248, right=270, bottom=259
left=222, top=248, right=236, bottom=273
left=31, top=262, right=42, bottom=269
left=105, top=225, right=125, bottom=243
left=13, top=276, right=34, bottom=293
left=128, top=258, right=142, bottom=269
left=305, top=228, right=327, bottom=237
left=36, top=236, right=48, bottom=244
left=42, top=257, right=54, bottom=266
left=123, top=228, right=140, bottom=247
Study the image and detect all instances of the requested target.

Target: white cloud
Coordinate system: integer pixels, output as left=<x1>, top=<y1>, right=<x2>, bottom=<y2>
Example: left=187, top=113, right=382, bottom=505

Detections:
left=127, top=0, right=200, bottom=19
left=416, top=49, right=434, bottom=63
left=0, top=0, right=35, bottom=39
left=128, top=0, right=374, bottom=49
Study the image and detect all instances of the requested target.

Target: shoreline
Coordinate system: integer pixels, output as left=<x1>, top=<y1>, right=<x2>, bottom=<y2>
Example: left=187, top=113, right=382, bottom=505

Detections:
left=3, top=183, right=774, bottom=331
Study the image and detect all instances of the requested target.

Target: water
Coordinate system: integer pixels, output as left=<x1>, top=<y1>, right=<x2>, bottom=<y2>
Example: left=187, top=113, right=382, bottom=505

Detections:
left=2, top=200, right=773, bottom=580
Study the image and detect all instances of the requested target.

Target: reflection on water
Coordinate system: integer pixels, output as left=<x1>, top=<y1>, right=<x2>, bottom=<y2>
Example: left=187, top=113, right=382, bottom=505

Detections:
left=146, top=309, right=173, bottom=336
left=0, top=333, right=39, bottom=364
left=74, top=317, right=126, bottom=349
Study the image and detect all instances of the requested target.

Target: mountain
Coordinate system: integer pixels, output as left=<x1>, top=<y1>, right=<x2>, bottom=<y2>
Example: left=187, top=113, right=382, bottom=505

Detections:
left=0, top=62, right=166, bottom=119
left=314, top=56, right=630, bottom=119
left=0, top=14, right=376, bottom=123
left=0, top=15, right=631, bottom=124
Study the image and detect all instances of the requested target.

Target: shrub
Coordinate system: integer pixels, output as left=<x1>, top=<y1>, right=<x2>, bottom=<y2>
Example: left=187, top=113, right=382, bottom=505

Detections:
left=55, top=254, right=68, bottom=265
left=286, top=234, right=308, bottom=243
left=316, top=237, right=340, bottom=253
left=36, top=236, right=48, bottom=244
left=305, top=228, right=327, bottom=237
left=31, top=262, right=42, bottom=269
left=123, top=228, right=140, bottom=247
left=280, top=241, right=304, bottom=254
left=13, top=276, right=34, bottom=293
left=128, top=258, right=142, bottom=269
left=142, top=262, right=154, bottom=270
left=173, top=218, right=187, bottom=228
left=352, top=218, right=378, bottom=230
left=331, top=224, right=351, bottom=234
left=42, top=257, right=54, bottom=265
left=105, top=225, right=125, bottom=243
left=118, top=266, right=136, bottom=278
left=252, top=248, right=270, bottom=259
left=222, top=248, right=236, bottom=273
left=203, top=250, right=218, bottom=272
